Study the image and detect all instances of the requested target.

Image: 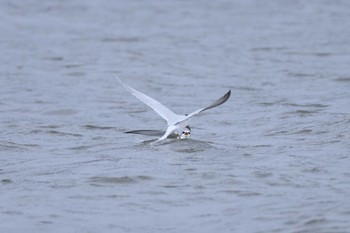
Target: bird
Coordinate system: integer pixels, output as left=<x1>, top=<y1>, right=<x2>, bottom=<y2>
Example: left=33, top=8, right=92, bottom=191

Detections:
left=116, top=76, right=231, bottom=143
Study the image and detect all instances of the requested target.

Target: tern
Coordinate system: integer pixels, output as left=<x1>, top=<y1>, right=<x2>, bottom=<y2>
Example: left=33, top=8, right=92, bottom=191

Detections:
left=116, top=77, right=231, bottom=143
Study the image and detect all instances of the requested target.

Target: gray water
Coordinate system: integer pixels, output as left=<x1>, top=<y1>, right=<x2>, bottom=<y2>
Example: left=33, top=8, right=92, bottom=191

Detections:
left=1, top=1, right=350, bottom=232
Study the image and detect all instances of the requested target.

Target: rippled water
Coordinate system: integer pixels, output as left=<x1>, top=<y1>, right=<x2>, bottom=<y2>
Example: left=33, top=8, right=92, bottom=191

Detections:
left=1, top=1, right=350, bottom=232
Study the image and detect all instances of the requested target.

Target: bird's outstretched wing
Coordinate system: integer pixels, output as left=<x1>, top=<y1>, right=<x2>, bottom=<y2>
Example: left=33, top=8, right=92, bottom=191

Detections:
left=185, top=90, right=231, bottom=120
left=116, top=76, right=179, bottom=125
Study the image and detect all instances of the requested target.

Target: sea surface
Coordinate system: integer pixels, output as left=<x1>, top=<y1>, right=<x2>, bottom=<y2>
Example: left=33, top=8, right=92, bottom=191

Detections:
left=1, top=1, right=350, bottom=232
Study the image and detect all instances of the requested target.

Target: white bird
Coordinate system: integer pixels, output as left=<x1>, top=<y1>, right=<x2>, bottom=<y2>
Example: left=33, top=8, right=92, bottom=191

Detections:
left=116, top=76, right=231, bottom=143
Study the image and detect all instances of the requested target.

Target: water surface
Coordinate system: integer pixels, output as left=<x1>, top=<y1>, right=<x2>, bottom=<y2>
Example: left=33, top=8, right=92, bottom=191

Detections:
left=1, top=1, right=350, bottom=232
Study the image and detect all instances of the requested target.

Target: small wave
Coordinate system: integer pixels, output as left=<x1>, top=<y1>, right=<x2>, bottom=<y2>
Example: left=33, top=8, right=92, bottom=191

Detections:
left=48, top=130, right=82, bottom=137
left=1, top=179, right=13, bottom=184
left=284, top=109, right=320, bottom=117
left=88, top=176, right=152, bottom=186
left=293, top=129, right=313, bottom=134
left=252, top=144, right=272, bottom=148
left=253, top=171, right=273, bottom=178
left=260, top=102, right=328, bottom=108
left=221, top=190, right=261, bottom=196
left=68, top=144, right=100, bottom=150
left=40, top=125, right=60, bottom=129
left=334, top=77, right=350, bottom=82
left=42, top=56, right=63, bottom=61
left=303, top=218, right=327, bottom=226
left=43, top=109, right=78, bottom=116
left=251, top=46, right=285, bottom=51
left=231, top=86, right=262, bottom=91
left=83, top=124, right=116, bottom=130
left=287, top=72, right=316, bottom=78
left=65, top=71, right=86, bottom=77
left=0, top=141, right=39, bottom=151
left=100, top=37, right=140, bottom=43
left=282, top=103, right=328, bottom=108
left=29, top=129, right=81, bottom=137
left=155, top=139, right=215, bottom=153
left=301, top=167, right=324, bottom=173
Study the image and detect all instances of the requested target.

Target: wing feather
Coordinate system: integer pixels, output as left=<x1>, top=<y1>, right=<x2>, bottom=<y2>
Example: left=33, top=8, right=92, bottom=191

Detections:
left=117, top=76, right=179, bottom=125
left=185, top=90, right=231, bottom=119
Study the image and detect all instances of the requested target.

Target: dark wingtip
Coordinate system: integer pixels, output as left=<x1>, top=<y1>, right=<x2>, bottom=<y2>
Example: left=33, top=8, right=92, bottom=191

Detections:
left=200, top=89, right=231, bottom=113
left=223, top=89, right=231, bottom=101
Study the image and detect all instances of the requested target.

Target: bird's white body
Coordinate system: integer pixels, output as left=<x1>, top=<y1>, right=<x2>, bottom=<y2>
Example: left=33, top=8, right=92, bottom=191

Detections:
left=116, top=76, right=230, bottom=143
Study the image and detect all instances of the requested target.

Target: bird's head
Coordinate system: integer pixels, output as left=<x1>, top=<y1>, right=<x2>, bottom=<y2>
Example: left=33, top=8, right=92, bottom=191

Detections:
left=179, top=126, right=191, bottom=139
